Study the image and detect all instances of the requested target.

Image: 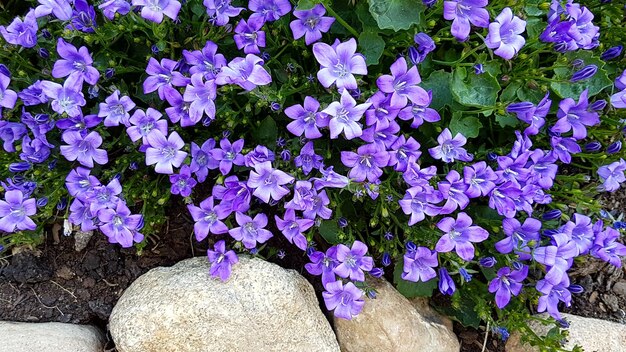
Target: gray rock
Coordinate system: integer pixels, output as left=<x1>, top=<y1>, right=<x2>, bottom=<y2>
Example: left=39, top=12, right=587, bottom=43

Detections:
left=333, top=278, right=460, bottom=352
left=613, top=281, right=626, bottom=297
left=110, top=256, right=339, bottom=352
left=506, top=313, right=626, bottom=352
left=0, top=321, right=105, bottom=352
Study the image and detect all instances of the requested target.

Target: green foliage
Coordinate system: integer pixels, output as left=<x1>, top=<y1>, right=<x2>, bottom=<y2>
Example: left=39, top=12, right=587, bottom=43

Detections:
left=368, top=0, right=423, bottom=31
left=451, top=67, right=501, bottom=108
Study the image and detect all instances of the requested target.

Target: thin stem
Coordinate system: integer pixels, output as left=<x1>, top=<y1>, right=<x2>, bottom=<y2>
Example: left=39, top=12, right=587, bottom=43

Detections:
left=324, top=5, right=360, bottom=38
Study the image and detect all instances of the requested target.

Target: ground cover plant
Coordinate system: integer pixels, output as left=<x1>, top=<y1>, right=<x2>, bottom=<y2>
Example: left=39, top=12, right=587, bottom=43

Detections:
left=1, top=0, right=625, bottom=349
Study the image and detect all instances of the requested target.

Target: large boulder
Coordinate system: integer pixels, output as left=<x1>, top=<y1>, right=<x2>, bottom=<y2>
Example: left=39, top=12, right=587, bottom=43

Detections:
left=109, top=256, right=339, bottom=352
left=506, top=313, right=626, bottom=352
left=0, top=321, right=105, bottom=352
left=333, top=278, right=460, bottom=352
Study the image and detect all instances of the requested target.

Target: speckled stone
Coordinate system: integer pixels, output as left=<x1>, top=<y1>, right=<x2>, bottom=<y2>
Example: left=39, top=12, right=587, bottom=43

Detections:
left=0, top=321, right=105, bottom=352
left=109, top=256, right=340, bottom=352
left=333, top=278, right=460, bottom=352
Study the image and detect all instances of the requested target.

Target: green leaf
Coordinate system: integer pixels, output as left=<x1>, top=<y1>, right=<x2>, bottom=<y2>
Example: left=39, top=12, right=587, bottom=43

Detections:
left=451, top=67, right=501, bottom=108
left=254, top=116, right=277, bottom=147
left=449, top=111, right=482, bottom=138
left=420, top=70, right=453, bottom=110
left=495, top=114, right=519, bottom=128
left=296, top=0, right=318, bottom=10
left=500, top=81, right=522, bottom=103
left=368, top=0, right=423, bottom=31
left=393, top=258, right=438, bottom=298
left=358, top=31, right=385, bottom=66
left=550, top=51, right=613, bottom=99
left=318, top=220, right=340, bottom=244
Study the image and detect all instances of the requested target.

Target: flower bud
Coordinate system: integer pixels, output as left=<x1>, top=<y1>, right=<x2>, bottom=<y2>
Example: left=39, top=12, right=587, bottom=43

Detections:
left=506, top=101, right=535, bottom=114
left=459, top=268, right=472, bottom=282
left=607, top=140, right=622, bottom=154
left=42, top=29, right=52, bottom=39
left=479, top=257, right=497, bottom=268
left=270, top=102, right=281, bottom=111
left=474, top=64, right=484, bottom=75
left=422, top=0, right=437, bottom=7
left=0, top=64, right=10, bottom=77
left=571, top=59, right=585, bottom=69
left=369, top=268, right=384, bottom=278
left=57, top=197, right=68, bottom=210
left=438, top=268, right=456, bottom=295
left=366, top=290, right=377, bottom=299
left=408, top=46, right=420, bottom=66
left=589, top=99, right=607, bottom=111
left=36, top=197, right=48, bottom=207
left=613, top=221, right=626, bottom=229
left=38, top=48, right=49, bottom=59
left=487, top=152, right=498, bottom=161
left=105, top=68, right=115, bottom=79
left=9, top=162, right=31, bottom=173
left=151, top=44, right=159, bottom=54
left=338, top=217, right=348, bottom=228
left=570, top=65, right=598, bottom=82
left=511, top=261, right=523, bottom=271
left=568, top=284, right=584, bottom=294
left=382, top=252, right=391, bottom=267
left=405, top=241, right=417, bottom=253
left=601, top=45, right=623, bottom=61
left=280, top=149, right=291, bottom=161
left=584, top=141, right=602, bottom=152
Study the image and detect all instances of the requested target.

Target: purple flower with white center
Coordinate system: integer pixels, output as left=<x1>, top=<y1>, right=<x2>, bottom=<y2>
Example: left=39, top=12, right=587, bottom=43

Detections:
left=67, top=0, right=97, bottom=33
left=248, top=0, right=291, bottom=23
left=298, top=187, right=332, bottom=220
left=0, top=190, right=36, bottom=232
left=41, top=80, right=87, bottom=117
left=305, top=246, right=338, bottom=287
left=398, top=91, right=441, bottom=129
left=591, top=227, right=626, bottom=267
left=127, top=108, right=168, bottom=145
left=163, top=87, right=192, bottom=125
left=228, top=212, right=273, bottom=249
left=376, top=57, right=429, bottom=108
left=463, top=161, right=497, bottom=198
left=204, top=0, right=244, bottom=26
left=290, top=4, right=335, bottom=45
left=334, top=240, right=374, bottom=282
left=215, top=54, right=272, bottom=91
left=410, top=33, right=436, bottom=64
left=533, top=238, right=578, bottom=286
left=388, top=136, right=421, bottom=172
left=169, top=165, right=197, bottom=197
left=143, top=58, right=189, bottom=99
left=507, top=93, right=551, bottom=136
left=323, top=89, right=371, bottom=140
left=60, top=131, right=108, bottom=168
left=212, top=176, right=251, bottom=214
left=244, top=145, right=275, bottom=168
left=20, top=136, right=51, bottom=164
left=402, top=246, right=438, bottom=282
left=0, top=73, right=17, bottom=111
left=145, top=130, right=187, bottom=174
left=597, top=159, right=626, bottom=192
left=132, top=0, right=181, bottom=23
left=495, top=217, right=541, bottom=254
left=312, top=166, right=350, bottom=190
left=360, top=120, right=400, bottom=150
left=435, top=212, right=488, bottom=261
left=18, top=81, right=48, bottom=107
left=247, top=161, right=294, bottom=203
left=285, top=96, right=327, bottom=139
left=211, top=138, right=245, bottom=175
left=439, top=268, right=456, bottom=295
left=52, top=38, right=100, bottom=88
left=550, top=136, right=581, bottom=164
left=562, top=213, right=593, bottom=255
left=322, top=280, right=365, bottom=320
left=35, top=0, right=72, bottom=20
left=364, top=92, right=400, bottom=130
left=488, top=181, right=522, bottom=219
left=294, top=141, right=323, bottom=175
left=99, top=0, right=132, bottom=20
left=183, top=40, right=226, bottom=79
left=187, top=196, right=229, bottom=241
left=340, top=143, right=389, bottom=183
left=0, top=121, right=27, bottom=153
left=65, top=167, right=100, bottom=199
left=552, top=90, right=600, bottom=140
left=183, top=73, right=217, bottom=125
left=56, top=113, right=102, bottom=134
left=234, top=18, right=266, bottom=55
left=496, top=153, right=531, bottom=184
left=402, top=157, right=437, bottom=187
left=429, top=128, right=473, bottom=163
left=0, top=9, right=38, bottom=48
left=536, top=277, right=572, bottom=320
left=488, top=265, right=528, bottom=308
left=99, top=90, right=136, bottom=127
left=313, top=38, right=367, bottom=90
left=437, top=170, right=470, bottom=214
left=274, top=208, right=312, bottom=251
left=399, top=185, right=442, bottom=225
left=98, top=202, right=143, bottom=248
left=190, top=139, right=219, bottom=182
left=443, top=0, right=490, bottom=41
left=68, top=199, right=97, bottom=231
left=565, top=3, right=599, bottom=50
left=207, top=240, right=238, bottom=281
left=484, top=8, right=526, bottom=60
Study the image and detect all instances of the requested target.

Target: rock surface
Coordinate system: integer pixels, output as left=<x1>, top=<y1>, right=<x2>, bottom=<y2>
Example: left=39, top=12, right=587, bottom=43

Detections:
left=109, top=256, right=339, bottom=352
left=506, top=313, right=626, bottom=352
left=0, top=321, right=105, bottom=352
left=333, top=278, right=460, bottom=352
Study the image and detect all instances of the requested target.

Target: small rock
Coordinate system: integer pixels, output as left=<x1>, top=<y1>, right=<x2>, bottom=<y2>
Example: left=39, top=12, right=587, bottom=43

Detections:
left=55, top=266, right=75, bottom=280
left=589, top=291, right=598, bottom=303
left=82, top=277, right=96, bottom=288
left=74, top=230, right=94, bottom=252
left=613, top=281, right=626, bottom=297
left=333, top=278, right=459, bottom=352
left=506, top=313, right=626, bottom=352
left=602, top=293, right=620, bottom=312
left=0, top=321, right=105, bottom=352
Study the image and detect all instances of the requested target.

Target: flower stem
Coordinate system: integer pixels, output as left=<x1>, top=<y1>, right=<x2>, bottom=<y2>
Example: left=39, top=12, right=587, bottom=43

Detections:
left=324, top=5, right=360, bottom=38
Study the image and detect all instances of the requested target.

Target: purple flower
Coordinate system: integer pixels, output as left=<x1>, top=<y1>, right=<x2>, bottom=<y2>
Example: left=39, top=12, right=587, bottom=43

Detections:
left=550, top=136, right=581, bottom=164
left=610, top=90, right=626, bottom=109
left=99, top=0, right=132, bottom=20
left=0, top=73, right=17, bottom=111
left=244, top=145, right=275, bottom=167
left=443, top=0, right=489, bottom=41
left=334, top=240, right=374, bottom=282
left=145, top=130, right=188, bottom=174
left=506, top=92, right=551, bottom=136
left=591, top=226, right=626, bottom=267
left=248, top=0, right=291, bottom=23
left=323, top=280, right=365, bottom=320
left=183, top=40, right=226, bottom=79
left=565, top=3, right=599, bottom=50
left=322, top=89, right=371, bottom=140
left=463, top=161, right=497, bottom=198
left=552, top=90, right=599, bottom=140
left=60, top=131, right=108, bottom=168
left=187, top=196, right=229, bottom=241
left=399, top=185, right=442, bottom=225
left=143, top=58, right=189, bottom=99
left=98, top=202, right=143, bottom=248
left=132, top=0, right=181, bottom=23
left=65, top=167, right=100, bottom=198
left=484, top=8, right=526, bottom=60
left=435, top=212, right=488, bottom=261
left=234, top=18, right=266, bottom=55
left=306, top=246, right=338, bottom=285
left=312, top=166, right=350, bottom=190
left=364, top=92, right=399, bottom=129
left=190, top=139, right=219, bottom=182
left=388, top=136, right=421, bottom=172
left=127, top=108, right=168, bottom=144
left=163, top=87, right=192, bottom=125
left=562, top=213, right=593, bottom=255
left=601, top=45, right=623, bottom=61
left=0, top=190, right=36, bottom=232
left=570, top=65, right=598, bottom=82
left=341, top=143, right=389, bottom=182
left=215, top=54, right=272, bottom=91
left=428, top=128, right=473, bottom=163
left=67, top=0, right=97, bottom=33
left=247, top=161, right=294, bottom=203
left=18, top=81, right=48, bottom=107
left=68, top=199, right=97, bottom=231
left=274, top=209, right=312, bottom=251
left=436, top=170, right=468, bottom=213
left=0, top=121, right=27, bottom=152
left=35, top=0, right=73, bottom=20
left=204, top=0, right=244, bottom=26
left=489, top=265, right=528, bottom=308
left=398, top=91, right=441, bottom=129
left=377, top=57, right=429, bottom=108
left=207, top=240, right=239, bottom=281
left=211, top=138, right=245, bottom=175
left=52, top=38, right=100, bottom=87
left=212, top=176, right=251, bottom=214
left=533, top=235, right=578, bottom=285
left=401, top=246, right=438, bottom=282
left=294, top=141, right=323, bottom=175
left=20, top=136, right=51, bottom=164
left=169, top=165, right=197, bottom=197
left=228, top=212, right=273, bottom=249
left=438, top=268, right=456, bottom=295
left=290, top=4, right=335, bottom=45
left=488, top=181, right=522, bottom=219
left=313, top=38, right=367, bottom=90
left=183, top=73, right=217, bottom=125
left=99, top=90, right=136, bottom=127
left=0, top=9, right=38, bottom=48
left=410, top=33, right=436, bottom=64
left=536, top=278, right=572, bottom=320
left=597, top=159, right=626, bottom=192
left=495, top=217, right=541, bottom=254
left=285, top=96, right=328, bottom=139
